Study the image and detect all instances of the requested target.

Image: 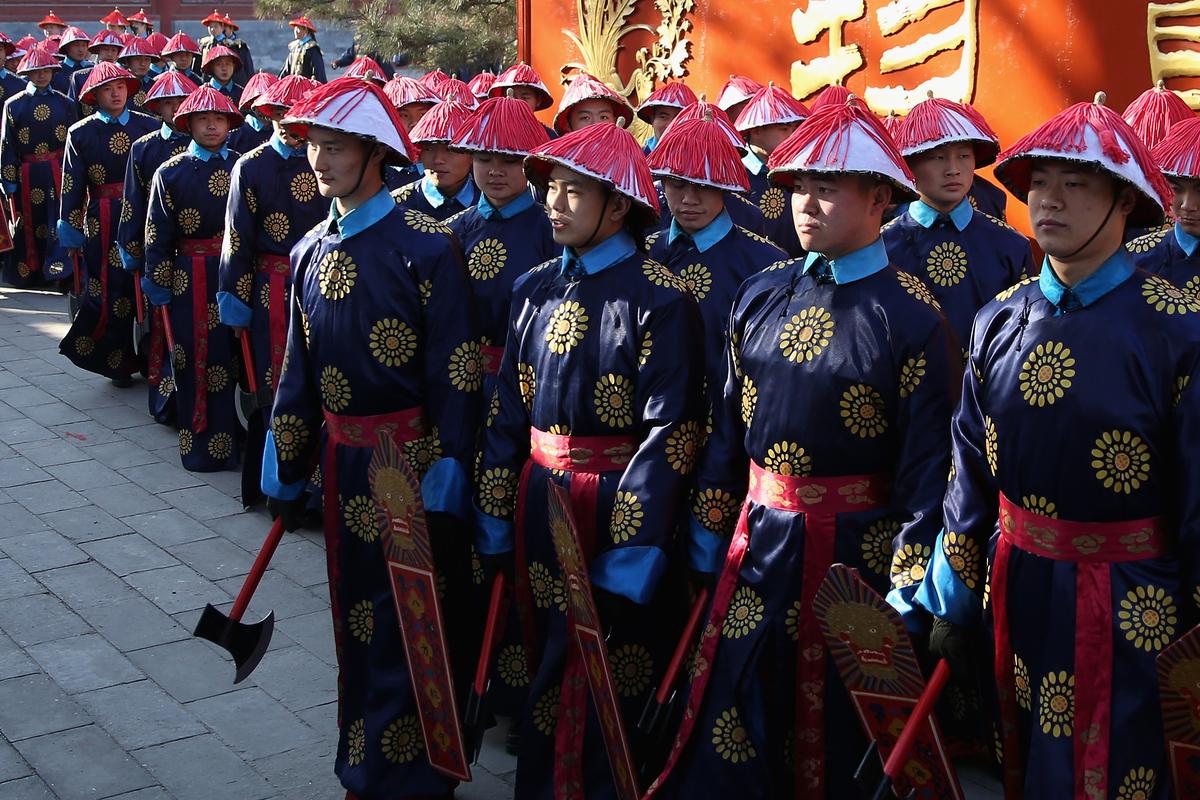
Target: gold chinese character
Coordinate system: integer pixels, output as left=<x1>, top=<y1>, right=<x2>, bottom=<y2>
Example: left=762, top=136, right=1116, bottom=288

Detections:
left=1148, top=0, right=1200, bottom=110
left=790, top=0, right=867, bottom=100
left=866, top=0, right=980, bottom=114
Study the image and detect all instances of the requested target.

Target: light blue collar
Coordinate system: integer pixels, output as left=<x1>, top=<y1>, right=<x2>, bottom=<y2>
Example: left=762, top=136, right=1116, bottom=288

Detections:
left=297, top=35, right=313, bottom=46
left=245, top=114, right=265, bottom=132
left=188, top=140, right=231, bottom=161
left=148, top=63, right=164, bottom=75
left=0, top=69, right=8, bottom=80
left=214, top=33, right=227, bottom=43
left=908, top=198, right=973, bottom=232
left=1038, top=249, right=1134, bottom=312
left=159, top=123, right=184, bottom=140
left=24, top=82, right=51, bottom=96
left=329, top=188, right=394, bottom=240
left=742, top=148, right=765, bottom=176
left=1176, top=222, right=1199, bottom=258
left=269, top=131, right=304, bottom=159
left=478, top=190, right=534, bottom=220
left=208, top=77, right=236, bottom=93
left=669, top=208, right=733, bottom=253
left=559, top=229, right=636, bottom=277
left=420, top=174, right=475, bottom=209
left=802, top=237, right=890, bottom=285
left=62, top=57, right=87, bottom=69
left=644, top=135, right=658, bottom=153
left=96, top=108, right=131, bottom=125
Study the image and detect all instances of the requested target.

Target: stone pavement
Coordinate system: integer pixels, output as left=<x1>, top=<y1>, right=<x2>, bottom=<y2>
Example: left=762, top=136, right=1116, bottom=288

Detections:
left=0, top=285, right=516, bottom=799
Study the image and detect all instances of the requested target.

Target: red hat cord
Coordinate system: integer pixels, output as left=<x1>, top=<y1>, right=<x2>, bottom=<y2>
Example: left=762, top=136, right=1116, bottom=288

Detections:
left=734, top=82, right=810, bottom=133
left=283, top=76, right=418, bottom=164
left=1152, top=116, right=1200, bottom=179
left=344, top=56, right=387, bottom=85
left=808, top=84, right=852, bottom=111
left=489, top=62, right=553, bottom=110
left=450, top=94, right=551, bottom=156
left=239, top=71, right=280, bottom=111
left=409, top=100, right=473, bottom=145
left=79, top=60, right=141, bottom=105
left=1122, top=81, right=1194, bottom=150
left=437, top=78, right=478, bottom=108
left=100, top=8, right=129, bottom=27
left=896, top=95, right=1000, bottom=166
left=202, top=44, right=241, bottom=73
left=525, top=121, right=661, bottom=227
left=553, top=72, right=634, bottom=134
left=145, top=68, right=198, bottom=105
left=636, top=82, right=699, bottom=123
left=648, top=112, right=751, bottom=192
left=467, top=71, right=496, bottom=100
left=880, top=111, right=903, bottom=140
left=162, top=32, right=200, bottom=56
left=716, top=74, right=764, bottom=112
left=667, top=98, right=746, bottom=154
left=173, top=84, right=244, bottom=130
left=39, top=12, right=68, bottom=29
left=16, top=48, right=62, bottom=74
left=382, top=76, right=441, bottom=109
left=288, top=17, right=317, bottom=33
left=254, top=75, right=319, bottom=114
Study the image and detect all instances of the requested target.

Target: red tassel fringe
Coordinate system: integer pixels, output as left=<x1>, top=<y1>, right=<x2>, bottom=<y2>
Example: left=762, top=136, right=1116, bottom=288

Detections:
left=648, top=117, right=750, bottom=191
left=1152, top=116, right=1200, bottom=178
left=769, top=96, right=913, bottom=179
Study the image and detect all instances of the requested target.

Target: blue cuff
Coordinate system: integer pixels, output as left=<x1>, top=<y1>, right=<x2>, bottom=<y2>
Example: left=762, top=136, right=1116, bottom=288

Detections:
left=141, top=274, right=172, bottom=307
left=591, top=546, right=668, bottom=605
left=421, top=457, right=470, bottom=521
left=56, top=219, right=84, bottom=248
left=911, top=529, right=982, bottom=627
left=474, top=505, right=514, bottom=555
left=217, top=291, right=252, bottom=327
left=261, top=429, right=306, bottom=500
left=688, top=519, right=725, bottom=575
left=886, top=583, right=930, bottom=635
left=2, top=181, right=16, bottom=195
left=118, top=243, right=142, bottom=273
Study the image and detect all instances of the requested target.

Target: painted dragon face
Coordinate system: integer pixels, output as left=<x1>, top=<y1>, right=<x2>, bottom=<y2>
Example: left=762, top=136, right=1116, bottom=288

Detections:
left=1168, top=659, right=1200, bottom=726
left=825, top=600, right=897, bottom=681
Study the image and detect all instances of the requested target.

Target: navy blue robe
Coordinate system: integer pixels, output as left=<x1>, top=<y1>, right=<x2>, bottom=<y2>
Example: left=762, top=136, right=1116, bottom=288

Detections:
left=392, top=174, right=480, bottom=222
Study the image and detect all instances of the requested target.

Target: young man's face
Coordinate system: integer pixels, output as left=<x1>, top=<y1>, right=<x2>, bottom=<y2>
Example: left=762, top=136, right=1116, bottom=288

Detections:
left=307, top=127, right=378, bottom=199
left=207, top=23, right=224, bottom=37
left=567, top=99, right=615, bottom=131
left=188, top=111, right=231, bottom=150
left=293, top=26, right=307, bottom=40
left=64, top=41, right=89, bottom=62
left=662, top=177, right=725, bottom=234
left=272, top=118, right=303, bottom=149
left=94, top=81, right=129, bottom=114
left=123, top=56, right=151, bottom=78
left=910, top=141, right=976, bottom=211
left=544, top=164, right=629, bottom=250
left=510, top=86, right=540, bottom=113
left=791, top=172, right=891, bottom=258
left=43, top=24, right=66, bottom=38
left=1169, top=176, right=1200, bottom=238
left=1027, top=161, right=1134, bottom=263
left=209, top=57, right=235, bottom=83
left=746, top=122, right=799, bottom=158
left=168, top=52, right=192, bottom=71
left=397, top=102, right=432, bottom=132
left=106, top=23, right=125, bottom=33
left=94, top=45, right=121, bottom=63
left=420, top=143, right=473, bottom=194
left=473, top=152, right=527, bottom=207
left=27, top=68, right=54, bottom=90
left=651, top=107, right=680, bottom=141
left=154, top=97, right=184, bottom=125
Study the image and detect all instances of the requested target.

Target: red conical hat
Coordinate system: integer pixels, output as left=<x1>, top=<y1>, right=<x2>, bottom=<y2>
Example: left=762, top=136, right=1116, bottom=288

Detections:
left=489, top=62, right=553, bottom=110
left=1122, top=82, right=1194, bottom=150
left=283, top=76, right=417, bottom=165
left=238, top=71, right=279, bottom=111
left=809, top=84, right=851, bottom=111
left=553, top=72, right=634, bottom=134
left=254, top=75, right=319, bottom=114
left=88, top=29, right=125, bottom=52
left=896, top=96, right=1000, bottom=166
left=649, top=113, right=750, bottom=192
left=1152, top=116, right=1200, bottom=179
left=880, top=110, right=903, bottom=140
left=409, top=100, right=473, bottom=145
left=173, top=84, right=243, bottom=130
left=16, top=48, right=62, bottom=74
left=221, top=13, right=239, bottom=31
left=382, top=75, right=441, bottom=109
left=995, top=92, right=1171, bottom=228
left=200, top=9, right=224, bottom=25
left=202, top=44, right=241, bottom=72
left=768, top=94, right=917, bottom=201
left=666, top=99, right=746, bottom=154
left=100, top=8, right=129, bottom=27
left=162, top=32, right=200, bottom=55
left=288, top=17, right=317, bottom=33
left=39, top=12, right=68, bottom=29
left=128, top=9, right=151, bottom=24
left=418, top=69, right=450, bottom=89
left=144, top=68, right=198, bottom=108
left=734, top=83, right=810, bottom=133
left=467, top=71, right=495, bottom=100
left=0, top=34, right=17, bottom=59
left=525, top=121, right=660, bottom=227
left=18, top=35, right=40, bottom=53
left=79, top=60, right=141, bottom=105
left=344, top=56, right=387, bottom=85
left=145, top=32, right=168, bottom=53
left=451, top=95, right=550, bottom=156
left=437, top=78, right=478, bottom=109
left=58, top=26, right=90, bottom=49
left=636, top=82, right=698, bottom=123
left=118, top=35, right=158, bottom=60
left=716, top=75, right=763, bottom=112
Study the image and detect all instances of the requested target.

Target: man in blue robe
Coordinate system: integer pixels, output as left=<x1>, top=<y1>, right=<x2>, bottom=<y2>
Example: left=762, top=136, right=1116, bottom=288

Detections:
left=392, top=101, right=480, bottom=221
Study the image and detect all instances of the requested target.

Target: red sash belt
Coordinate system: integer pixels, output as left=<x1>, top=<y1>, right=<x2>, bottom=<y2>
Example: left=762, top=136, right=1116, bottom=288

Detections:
left=17, top=150, right=64, bottom=271
left=992, top=493, right=1167, bottom=800
left=179, top=237, right=223, bottom=432
left=255, top=253, right=290, bottom=389
left=648, top=464, right=890, bottom=798
left=518, top=427, right=635, bottom=800
left=322, top=406, right=426, bottom=448
left=481, top=344, right=504, bottom=376
left=88, top=183, right=124, bottom=341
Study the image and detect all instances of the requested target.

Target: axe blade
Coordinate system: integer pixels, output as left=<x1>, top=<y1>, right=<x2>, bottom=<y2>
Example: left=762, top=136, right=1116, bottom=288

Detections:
left=235, top=386, right=254, bottom=431
left=192, top=602, right=275, bottom=684
left=68, top=291, right=80, bottom=322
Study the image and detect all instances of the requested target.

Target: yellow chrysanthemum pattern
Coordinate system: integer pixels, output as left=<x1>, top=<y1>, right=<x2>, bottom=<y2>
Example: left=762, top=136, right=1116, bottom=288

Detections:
left=1090, top=430, right=1150, bottom=494
left=1118, top=584, right=1177, bottom=652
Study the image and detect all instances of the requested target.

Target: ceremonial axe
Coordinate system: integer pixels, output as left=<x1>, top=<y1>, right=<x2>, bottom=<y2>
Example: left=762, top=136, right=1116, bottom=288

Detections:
left=131, top=271, right=150, bottom=356
left=67, top=250, right=82, bottom=321
left=235, top=330, right=273, bottom=430
left=193, top=517, right=286, bottom=683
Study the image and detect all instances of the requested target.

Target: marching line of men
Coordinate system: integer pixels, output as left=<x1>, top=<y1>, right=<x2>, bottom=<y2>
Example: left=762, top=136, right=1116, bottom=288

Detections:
left=4, top=11, right=1200, bottom=798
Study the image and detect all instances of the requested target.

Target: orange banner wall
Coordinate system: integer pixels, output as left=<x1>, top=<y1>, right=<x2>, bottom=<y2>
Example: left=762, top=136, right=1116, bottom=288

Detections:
left=522, top=0, right=1200, bottom=221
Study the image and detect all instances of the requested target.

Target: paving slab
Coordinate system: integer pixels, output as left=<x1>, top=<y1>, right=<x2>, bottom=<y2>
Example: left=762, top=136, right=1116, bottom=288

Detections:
left=35, top=561, right=138, bottom=610
left=215, top=569, right=328, bottom=621
left=7, top=479, right=90, bottom=514
left=250, top=742, right=339, bottom=798
left=160, top=484, right=247, bottom=521
left=0, top=455, right=51, bottom=488
left=0, top=775, right=56, bottom=799
left=0, top=557, right=41, bottom=601
left=250, top=646, right=338, bottom=712
left=0, top=737, right=32, bottom=783
left=83, top=482, right=170, bottom=518
left=14, top=725, right=156, bottom=800
left=0, top=418, right=56, bottom=445
left=12, top=437, right=90, bottom=467
left=0, top=673, right=89, bottom=741
left=0, top=530, right=89, bottom=573
left=274, top=608, right=337, bottom=666
left=50, top=420, right=124, bottom=446
left=122, top=508, right=219, bottom=548
left=0, top=502, right=49, bottom=538
left=22, top=402, right=89, bottom=427
left=0, top=592, right=91, bottom=647
left=117, top=462, right=205, bottom=494
left=204, top=509, right=274, bottom=550
left=27, top=633, right=144, bottom=694
left=89, top=404, right=163, bottom=431
left=81, top=534, right=179, bottom=577
left=73, top=596, right=190, bottom=654
left=165, top=537, right=253, bottom=582
left=46, top=459, right=128, bottom=491
left=186, top=686, right=322, bottom=760
left=263, top=539, right=329, bottom=588
left=0, top=631, right=39, bottom=680
left=77, top=680, right=206, bottom=751
left=126, top=638, right=245, bottom=704
left=41, top=505, right=134, bottom=543
left=135, top=734, right=276, bottom=800
left=124, top=564, right=228, bottom=615
left=79, top=440, right=161, bottom=470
